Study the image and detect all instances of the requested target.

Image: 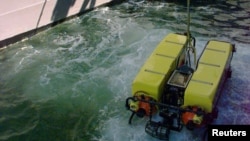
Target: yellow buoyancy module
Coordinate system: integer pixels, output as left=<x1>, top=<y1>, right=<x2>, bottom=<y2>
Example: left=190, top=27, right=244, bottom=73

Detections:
left=132, top=33, right=187, bottom=101
left=184, top=40, right=234, bottom=113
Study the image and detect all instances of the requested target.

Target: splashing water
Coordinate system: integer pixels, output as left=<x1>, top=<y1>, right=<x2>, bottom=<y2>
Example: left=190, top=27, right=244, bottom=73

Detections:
left=0, top=1, right=250, bottom=141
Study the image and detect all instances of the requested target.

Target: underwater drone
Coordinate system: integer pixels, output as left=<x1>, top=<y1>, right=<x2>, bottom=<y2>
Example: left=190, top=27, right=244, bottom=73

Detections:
left=125, top=0, right=236, bottom=140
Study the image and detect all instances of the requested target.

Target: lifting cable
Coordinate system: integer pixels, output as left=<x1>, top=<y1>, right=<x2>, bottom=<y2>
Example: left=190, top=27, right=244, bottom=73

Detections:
left=186, top=0, right=197, bottom=69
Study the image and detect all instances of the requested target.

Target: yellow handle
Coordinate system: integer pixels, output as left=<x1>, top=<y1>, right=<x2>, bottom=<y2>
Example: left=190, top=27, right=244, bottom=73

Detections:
left=129, top=101, right=139, bottom=111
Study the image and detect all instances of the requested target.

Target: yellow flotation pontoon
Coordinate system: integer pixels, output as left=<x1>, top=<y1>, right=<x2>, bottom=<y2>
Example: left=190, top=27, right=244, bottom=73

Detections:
left=184, top=40, right=235, bottom=114
left=125, top=1, right=236, bottom=140
left=129, top=33, right=187, bottom=116
left=132, top=33, right=187, bottom=102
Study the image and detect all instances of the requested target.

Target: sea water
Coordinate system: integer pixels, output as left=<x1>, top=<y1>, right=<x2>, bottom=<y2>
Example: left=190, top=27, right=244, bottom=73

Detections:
left=0, top=1, right=249, bottom=141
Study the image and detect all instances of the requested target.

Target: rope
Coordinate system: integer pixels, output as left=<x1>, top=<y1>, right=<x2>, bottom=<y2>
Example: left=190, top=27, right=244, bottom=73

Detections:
left=186, top=0, right=197, bottom=69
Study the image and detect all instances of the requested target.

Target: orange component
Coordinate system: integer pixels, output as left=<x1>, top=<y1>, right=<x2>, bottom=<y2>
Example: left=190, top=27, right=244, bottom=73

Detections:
left=182, top=106, right=201, bottom=125
left=137, top=96, right=157, bottom=116
left=139, top=101, right=151, bottom=116
left=182, top=110, right=195, bottom=125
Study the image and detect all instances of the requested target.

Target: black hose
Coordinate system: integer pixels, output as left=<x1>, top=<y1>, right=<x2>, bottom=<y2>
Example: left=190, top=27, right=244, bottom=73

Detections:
left=128, top=112, right=135, bottom=124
